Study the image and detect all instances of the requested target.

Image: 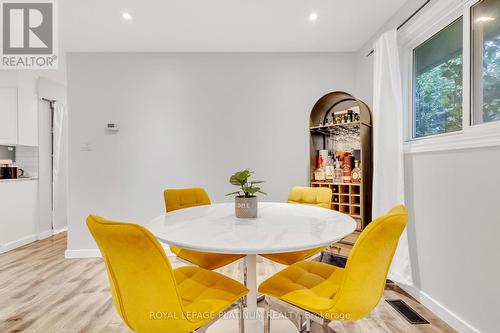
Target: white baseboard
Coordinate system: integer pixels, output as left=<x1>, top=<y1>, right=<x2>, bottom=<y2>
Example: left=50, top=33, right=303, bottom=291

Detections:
left=37, top=227, right=68, bottom=240
left=65, top=244, right=176, bottom=259
left=37, top=229, right=53, bottom=240
left=0, top=234, right=37, bottom=253
left=399, top=284, right=480, bottom=333
left=0, top=228, right=68, bottom=253
left=53, top=226, right=68, bottom=235
left=65, top=249, right=102, bottom=258
left=1, top=228, right=70, bottom=253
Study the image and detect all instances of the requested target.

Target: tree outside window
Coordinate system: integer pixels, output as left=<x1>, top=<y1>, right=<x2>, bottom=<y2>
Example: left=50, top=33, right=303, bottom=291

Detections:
left=472, top=0, right=500, bottom=124
left=413, top=18, right=463, bottom=138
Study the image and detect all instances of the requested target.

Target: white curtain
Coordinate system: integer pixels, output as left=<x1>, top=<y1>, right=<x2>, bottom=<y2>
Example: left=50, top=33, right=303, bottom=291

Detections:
left=372, top=29, right=413, bottom=286
left=52, top=102, right=68, bottom=231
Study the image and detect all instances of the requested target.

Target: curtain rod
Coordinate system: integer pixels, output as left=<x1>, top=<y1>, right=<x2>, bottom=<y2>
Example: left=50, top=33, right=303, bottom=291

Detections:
left=41, top=97, right=56, bottom=109
left=366, top=0, right=432, bottom=57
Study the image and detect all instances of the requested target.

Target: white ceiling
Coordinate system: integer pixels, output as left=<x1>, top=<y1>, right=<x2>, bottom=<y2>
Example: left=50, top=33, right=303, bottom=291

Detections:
left=61, top=0, right=408, bottom=52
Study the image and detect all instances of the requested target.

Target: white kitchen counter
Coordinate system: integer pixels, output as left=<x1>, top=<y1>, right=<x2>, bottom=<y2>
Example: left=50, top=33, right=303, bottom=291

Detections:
left=0, top=177, right=38, bottom=183
left=0, top=178, right=41, bottom=253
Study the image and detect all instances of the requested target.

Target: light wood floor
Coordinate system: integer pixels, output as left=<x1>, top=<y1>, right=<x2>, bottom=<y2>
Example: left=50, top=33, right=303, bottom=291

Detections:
left=0, top=233, right=456, bottom=333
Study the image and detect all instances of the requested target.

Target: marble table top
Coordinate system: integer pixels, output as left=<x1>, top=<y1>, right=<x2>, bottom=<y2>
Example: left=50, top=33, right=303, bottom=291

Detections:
left=146, top=202, right=356, bottom=255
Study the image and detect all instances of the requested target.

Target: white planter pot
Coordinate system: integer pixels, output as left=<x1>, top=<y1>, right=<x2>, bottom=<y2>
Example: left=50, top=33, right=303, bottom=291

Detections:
left=235, top=196, right=258, bottom=218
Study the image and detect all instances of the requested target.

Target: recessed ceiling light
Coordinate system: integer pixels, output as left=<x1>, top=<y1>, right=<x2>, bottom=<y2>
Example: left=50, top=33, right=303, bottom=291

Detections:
left=476, top=16, right=495, bottom=22
left=309, top=12, right=318, bottom=22
left=122, top=12, right=133, bottom=21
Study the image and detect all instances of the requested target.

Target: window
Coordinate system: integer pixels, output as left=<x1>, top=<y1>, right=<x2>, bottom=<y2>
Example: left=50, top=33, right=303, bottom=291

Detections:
left=404, top=0, right=500, bottom=151
left=413, top=18, right=463, bottom=138
left=472, top=0, right=500, bottom=124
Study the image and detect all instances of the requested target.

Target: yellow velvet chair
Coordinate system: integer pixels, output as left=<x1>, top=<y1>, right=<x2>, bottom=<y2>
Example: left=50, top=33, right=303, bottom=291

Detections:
left=259, top=205, right=408, bottom=332
left=87, top=215, right=248, bottom=333
left=260, top=186, right=333, bottom=265
left=164, top=188, right=244, bottom=270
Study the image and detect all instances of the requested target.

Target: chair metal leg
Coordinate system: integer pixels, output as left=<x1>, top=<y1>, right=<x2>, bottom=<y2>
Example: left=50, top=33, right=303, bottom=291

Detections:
left=243, top=259, right=247, bottom=285
left=238, top=298, right=245, bottom=333
left=310, top=320, right=334, bottom=333
left=264, top=295, right=336, bottom=333
left=298, top=314, right=310, bottom=333
left=194, top=326, right=207, bottom=333
left=305, top=317, right=311, bottom=333
left=243, top=260, right=248, bottom=307
left=264, top=296, right=271, bottom=333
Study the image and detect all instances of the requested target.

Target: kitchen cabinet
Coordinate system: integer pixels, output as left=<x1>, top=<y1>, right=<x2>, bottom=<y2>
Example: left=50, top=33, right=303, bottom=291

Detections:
left=0, top=88, right=18, bottom=145
left=0, top=179, right=39, bottom=253
left=17, top=90, right=39, bottom=146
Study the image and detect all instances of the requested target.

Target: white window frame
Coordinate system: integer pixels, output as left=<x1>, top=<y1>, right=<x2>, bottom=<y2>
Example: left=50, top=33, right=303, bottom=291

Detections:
left=400, top=0, right=500, bottom=154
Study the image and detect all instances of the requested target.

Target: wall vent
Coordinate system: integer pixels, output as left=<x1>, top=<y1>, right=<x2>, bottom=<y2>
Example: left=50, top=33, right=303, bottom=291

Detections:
left=386, top=299, right=430, bottom=325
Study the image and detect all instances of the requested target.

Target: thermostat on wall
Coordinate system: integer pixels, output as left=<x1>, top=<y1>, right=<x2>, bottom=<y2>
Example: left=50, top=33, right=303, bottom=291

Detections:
left=106, top=123, right=119, bottom=132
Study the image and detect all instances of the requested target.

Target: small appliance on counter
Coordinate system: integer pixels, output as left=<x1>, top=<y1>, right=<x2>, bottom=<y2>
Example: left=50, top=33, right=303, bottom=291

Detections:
left=0, top=160, right=24, bottom=179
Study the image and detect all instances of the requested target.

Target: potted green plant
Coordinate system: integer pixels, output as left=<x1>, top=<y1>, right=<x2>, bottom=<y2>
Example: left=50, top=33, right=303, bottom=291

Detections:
left=226, top=169, right=266, bottom=218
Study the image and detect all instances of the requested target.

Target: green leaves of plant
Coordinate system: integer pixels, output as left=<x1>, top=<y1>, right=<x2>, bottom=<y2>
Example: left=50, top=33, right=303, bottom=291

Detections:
left=244, top=186, right=260, bottom=195
left=227, top=169, right=266, bottom=198
left=229, top=169, right=252, bottom=186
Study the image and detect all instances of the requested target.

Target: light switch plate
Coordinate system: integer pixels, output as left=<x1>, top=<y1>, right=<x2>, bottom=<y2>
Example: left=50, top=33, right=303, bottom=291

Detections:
left=80, top=142, right=92, bottom=151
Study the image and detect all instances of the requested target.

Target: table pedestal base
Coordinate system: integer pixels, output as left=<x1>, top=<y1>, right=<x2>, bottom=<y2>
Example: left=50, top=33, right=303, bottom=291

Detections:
left=245, top=254, right=258, bottom=332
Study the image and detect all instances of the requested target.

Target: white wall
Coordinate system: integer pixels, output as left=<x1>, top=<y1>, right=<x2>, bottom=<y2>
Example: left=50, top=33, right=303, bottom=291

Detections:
left=353, top=1, right=500, bottom=332
left=404, top=149, right=500, bottom=333
left=66, top=52, right=356, bottom=253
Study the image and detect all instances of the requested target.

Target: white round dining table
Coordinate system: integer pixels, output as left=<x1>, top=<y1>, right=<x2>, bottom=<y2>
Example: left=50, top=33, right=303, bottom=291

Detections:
left=146, top=202, right=356, bottom=332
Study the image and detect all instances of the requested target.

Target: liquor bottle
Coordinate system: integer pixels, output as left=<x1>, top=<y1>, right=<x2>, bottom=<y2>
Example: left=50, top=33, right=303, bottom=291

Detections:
left=354, top=111, right=360, bottom=122
left=333, top=160, right=343, bottom=183
left=325, top=156, right=334, bottom=180
left=347, top=110, right=353, bottom=123
left=351, top=160, right=361, bottom=184
left=314, top=155, right=326, bottom=181
left=343, top=154, right=352, bottom=183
